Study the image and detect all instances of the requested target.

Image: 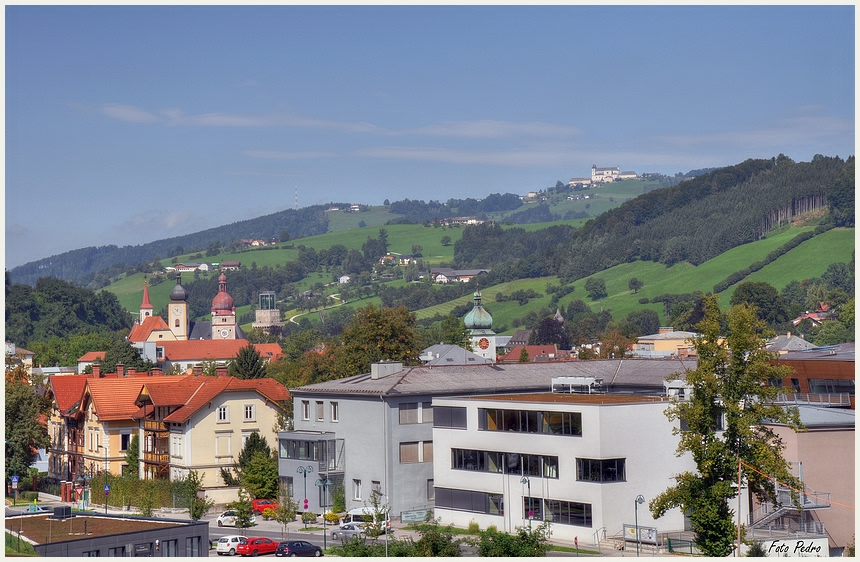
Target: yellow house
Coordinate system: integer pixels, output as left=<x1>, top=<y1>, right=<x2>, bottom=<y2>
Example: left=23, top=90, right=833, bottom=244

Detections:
left=632, top=327, right=699, bottom=358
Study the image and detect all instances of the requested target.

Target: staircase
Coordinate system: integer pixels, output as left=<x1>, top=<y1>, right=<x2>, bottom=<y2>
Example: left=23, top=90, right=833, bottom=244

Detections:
left=750, top=484, right=830, bottom=530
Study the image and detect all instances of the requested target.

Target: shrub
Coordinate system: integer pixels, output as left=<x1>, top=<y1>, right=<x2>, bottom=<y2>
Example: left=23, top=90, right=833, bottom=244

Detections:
left=639, top=297, right=650, bottom=304
left=302, top=511, right=318, bottom=524
left=325, top=511, right=341, bottom=524
left=467, top=521, right=480, bottom=534
left=262, top=507, right=276, bottom=520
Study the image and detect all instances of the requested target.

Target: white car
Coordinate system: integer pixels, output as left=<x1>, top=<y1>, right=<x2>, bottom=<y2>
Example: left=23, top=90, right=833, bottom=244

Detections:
left=216, top=535, right=246, bottom=556
left=216, top=510, right=256, bottom=528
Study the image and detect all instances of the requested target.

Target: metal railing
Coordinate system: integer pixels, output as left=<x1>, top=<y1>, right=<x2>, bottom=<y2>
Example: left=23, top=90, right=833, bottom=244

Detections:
left=772, top=393, right=851, bottom=407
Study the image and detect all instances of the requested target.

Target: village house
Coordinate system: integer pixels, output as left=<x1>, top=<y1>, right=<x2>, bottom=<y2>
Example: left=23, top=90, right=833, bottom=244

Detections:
left=630, top=327, right=699, bottom=359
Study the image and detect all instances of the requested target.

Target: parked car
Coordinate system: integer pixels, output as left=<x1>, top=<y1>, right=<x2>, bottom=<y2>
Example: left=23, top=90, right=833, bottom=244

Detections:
left=330, top=522, right=366, bottom=541
left=217, top=510, right=256, bottom=527
left=216, top=535, right=246, bottom=556
left=251, top=498, right=278, bottom=516
left=236, top=537, right=278, bottom=557
left=275, top=540, right=323, bottom=557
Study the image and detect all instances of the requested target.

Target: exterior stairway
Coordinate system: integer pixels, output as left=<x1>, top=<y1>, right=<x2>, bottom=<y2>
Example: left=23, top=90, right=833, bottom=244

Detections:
left=750, top=484, right=830, bottom=531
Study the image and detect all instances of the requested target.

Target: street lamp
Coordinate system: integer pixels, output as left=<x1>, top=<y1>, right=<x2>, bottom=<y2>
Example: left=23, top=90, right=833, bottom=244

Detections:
left=315, top=478, right=332, bottom=550
left=634, top=494, right=645, bottom=556
left=297, top=466, right=314, bottom=528
left=520, top=477, right=532, bottom=529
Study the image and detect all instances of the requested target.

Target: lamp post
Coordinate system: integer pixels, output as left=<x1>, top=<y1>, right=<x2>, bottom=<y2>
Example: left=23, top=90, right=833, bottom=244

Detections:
left=634, top=495, right=645, bottom=557
left=315, top=478, right=332, bottom=550
left=297, top=466, right=313, bottom=528
left=520, top=477, right=532, bottom=529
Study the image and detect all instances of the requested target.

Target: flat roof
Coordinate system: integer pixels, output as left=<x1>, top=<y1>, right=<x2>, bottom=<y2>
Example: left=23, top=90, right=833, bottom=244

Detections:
left=4, top=513, right=199, bottom=544
left=456, top=393, right=668, bottom=405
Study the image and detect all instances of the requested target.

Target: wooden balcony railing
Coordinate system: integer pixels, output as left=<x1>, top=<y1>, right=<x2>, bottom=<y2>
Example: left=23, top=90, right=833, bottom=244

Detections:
left=142, top=452, right=170, bottom=464
left=143, top=420, right=168, bottom=432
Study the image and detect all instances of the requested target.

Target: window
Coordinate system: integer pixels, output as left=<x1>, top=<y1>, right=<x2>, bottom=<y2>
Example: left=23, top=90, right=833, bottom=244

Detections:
left=400, top=441, right=433, bottom=463
left=279, top=439, right=319, bottom=460
left=217, top=406, right=229, bottom=422
left=331, top=402, right=339, bottom=422
left=170, top=435, right=183, bottom=459
left=281, top=476, right=294, bottom=498
left=353, top=479, right=362, bottom=500
left=435, top=488, right=505, bottom=516
left=244, top=404, right=255, bottom=421
left=427, top=479, right=435, bottom=501
left=82, top=549, right=100, bottom=557
left=108, top=546, right=126, bottom=556
left=452, top=448, right=559, bottom=479
left=809, top=378, right=854, bottom=395
left=120, top=433, right=131, bottom=452
left=479, top=408, right=581, bottom=436
left=576, top=458, right=626, bottom=482
left=185, top=537, right=200, bottom=557
left=433, top=406, right=467, bottom=429
left=316, top=401, right=324, bottom=421
left=302, top=401, right=310, bottom=421
left=544, top=499, right=593, bottom=527
left=399, top=403, right=419, bottom=424
left=523, top=496, right=542, bottom=521
left=215, top=434, right=231, bottom=458
left=791, top=378, right=802, bottom=392
left=372, top=481, right=382, bottom=496
left=421, top=402, right=433, bottom=423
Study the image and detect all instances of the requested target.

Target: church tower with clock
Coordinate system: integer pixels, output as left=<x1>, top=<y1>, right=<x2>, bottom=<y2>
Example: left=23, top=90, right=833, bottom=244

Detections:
left=211, top=272, right=238, bottom=339
left=168, top=274, right=190, bottom=340
left=463, top=291, right=496, bottom=362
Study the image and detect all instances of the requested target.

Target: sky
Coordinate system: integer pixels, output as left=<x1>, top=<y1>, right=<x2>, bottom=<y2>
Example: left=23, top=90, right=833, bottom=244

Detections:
left=4, top=4, right=855, bottom=270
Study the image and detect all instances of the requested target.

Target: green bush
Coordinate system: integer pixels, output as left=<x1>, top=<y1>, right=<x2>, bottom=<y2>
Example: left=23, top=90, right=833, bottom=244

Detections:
left=302, top=511, right=318, bottom=523
left=467, top=521, right=480, bottom=534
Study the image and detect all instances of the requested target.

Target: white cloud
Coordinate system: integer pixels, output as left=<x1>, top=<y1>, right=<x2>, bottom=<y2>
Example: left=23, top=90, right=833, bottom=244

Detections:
left=100, top=103, right=161, bottom=123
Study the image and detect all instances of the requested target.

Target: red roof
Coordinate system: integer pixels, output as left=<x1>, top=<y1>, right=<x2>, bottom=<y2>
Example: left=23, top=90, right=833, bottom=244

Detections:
left=78, top=351, right=106, bottom=363
left=141, top=279, right=153, bottom=309
left=49, top=375, right=89, bottom=414
left=128, top=315, right=172, bottom=343
left=499, top=345, right=567, bottom=362
left=160, top=340, right=283, bottom=362
left=163, top=375, right=289, bottom=423
left=86, top=378, right=149, bottom=420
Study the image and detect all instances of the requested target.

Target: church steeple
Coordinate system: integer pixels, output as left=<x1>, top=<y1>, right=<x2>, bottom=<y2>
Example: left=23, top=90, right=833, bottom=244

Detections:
left=139, top=278, right=154, bottom=324
left=463, top=291, right=497, bottom=362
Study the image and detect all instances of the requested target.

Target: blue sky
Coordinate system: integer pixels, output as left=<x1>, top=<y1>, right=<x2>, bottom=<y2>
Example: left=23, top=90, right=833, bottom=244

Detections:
left=5, top=5, right=855, bottom=270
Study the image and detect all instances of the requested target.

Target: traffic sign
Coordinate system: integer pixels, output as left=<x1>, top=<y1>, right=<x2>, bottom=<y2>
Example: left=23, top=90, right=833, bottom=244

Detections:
left=11, top=476, right=18, bottom=483
left=104, top=484, right=111, bottom=496
left=75, top=487, right=84, bottom=497
left=303, top=498, right=309, bottom=509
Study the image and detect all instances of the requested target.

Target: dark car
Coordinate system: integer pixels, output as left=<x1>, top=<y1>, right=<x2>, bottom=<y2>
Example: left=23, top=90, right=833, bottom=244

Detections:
left=275, top=540, right=323, bottom=557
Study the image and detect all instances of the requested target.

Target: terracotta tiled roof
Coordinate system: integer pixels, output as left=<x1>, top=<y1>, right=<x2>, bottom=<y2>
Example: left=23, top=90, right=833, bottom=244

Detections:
left=78, top=351, right=106, bottom=363
left=49, top=375, right=89, bottom=414
left=160, top=340, right=283, bottom=362
left=136, top=375, right=201, bottom=407
left=499, top=345, right=566, bottom=362
left=86, top=378, right=149, bottom=421
left=162, top=376, right=290, bottom=423
left=128, top=315, right=172, bottom=343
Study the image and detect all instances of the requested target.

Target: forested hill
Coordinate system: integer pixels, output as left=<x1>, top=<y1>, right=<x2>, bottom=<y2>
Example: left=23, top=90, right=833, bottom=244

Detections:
left=450, top=155, right=854, bottom=282
left=10, top=205, right=331, bottom=287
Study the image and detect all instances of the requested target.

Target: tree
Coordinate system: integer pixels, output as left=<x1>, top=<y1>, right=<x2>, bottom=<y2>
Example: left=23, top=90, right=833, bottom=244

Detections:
left=649, top=295, right=803, bottom=557
left=598, top=330, right=633, bottom=359
left=228, top=488, right=255, bottom=528
left=182, top=470, right=215, bottom=521
left=242, top=451, right=280, bottom=501
left=628, top=277, right=644, bottom=293
left=99, top=338, right=154, bottom=373
left=440, top=315, right=472, bottom=349
left=411, top=244, right=423, bottom=257
left=272, top=481, right=299, bottom=540
left=529, top=316, right=570, bottom=349
left=338, top=304, right=420, bottom=376
left=441, top=235, right=452, bottom=246
left=362, top=491, right=391, bottom=540
left=471, top=522, right=551, bottom=557
left=518, top=347, right=530, bottom=363
left=228, top=342, right=267, bottom=379
left=413, top=517, right=463, bottom=556
left=584, top=277, right=607, bottom=300
left=5, top=371, right=50, bottom=484
left=730, top=281, right=789, bottom=328
left=124, top=434, right=140, bottom=477
left=812, top=321, right=851, bottom=346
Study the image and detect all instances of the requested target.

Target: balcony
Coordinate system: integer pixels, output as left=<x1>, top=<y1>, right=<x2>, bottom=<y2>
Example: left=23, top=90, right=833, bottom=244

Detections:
left=772, top=392, right=851, bottom=408
left=142, top=451, right=170, bottom=464
left=750, top=484, right=830, bottom=531
left=143, top=420, right=168, bottom=432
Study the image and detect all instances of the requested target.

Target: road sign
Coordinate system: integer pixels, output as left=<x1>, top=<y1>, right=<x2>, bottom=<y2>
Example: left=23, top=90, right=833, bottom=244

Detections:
left=104, top=484, right=111, bottom=496
left=75, top=486, right=84, bottom=498
left=303, top=498, right=309, bottom=509
left=11, top=476, right=18, bottom=483
left=11, top=482, right=17, bottom=490
left=528, top=509, right=534, bottom=519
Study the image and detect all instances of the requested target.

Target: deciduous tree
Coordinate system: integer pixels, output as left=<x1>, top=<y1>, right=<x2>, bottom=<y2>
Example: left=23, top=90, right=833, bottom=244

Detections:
left=584, top=277, right=607, bottom=300
left=650, top=295, right=802, bottom=557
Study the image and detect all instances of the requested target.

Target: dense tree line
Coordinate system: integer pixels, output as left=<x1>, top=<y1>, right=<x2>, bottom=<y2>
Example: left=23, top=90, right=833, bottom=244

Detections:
left=5, top=273, right=133, bottom=348
left=387, top=193, right=522, bottom=224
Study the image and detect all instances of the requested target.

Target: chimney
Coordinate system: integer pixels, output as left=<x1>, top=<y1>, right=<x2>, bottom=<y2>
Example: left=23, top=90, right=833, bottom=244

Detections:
left=370, top=361, right=403, bottom=380
left=116, top=364, right=125, bottom=378
left=127, top=368, right=136, bottom=377
left=216, top=366, right=228, bottom=377
left=151, top=368, right=162, bottom=377
left=658, top=326, right=674, bottom=334
left=92, top=364, right=101, bottom=378
left=193, top=365, right=203, bottom=376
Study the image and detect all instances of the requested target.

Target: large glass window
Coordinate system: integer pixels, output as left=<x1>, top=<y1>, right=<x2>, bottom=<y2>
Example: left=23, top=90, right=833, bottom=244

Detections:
left=479, top=408, right=581, bottom=436
left=576, top=458, right=626, bottom=482
left=399, top=403, right=419, bottom=424
left=279, top=439, right=320, bottom=460
left=452, top=449, right=558, bottom=479
left=433, top=406, right=467, bottom=429
left=545, top=499, right=593, bottom=527
left=808, top=378, right=855, bottom=395
left=435, top=488, right=505, bottom=516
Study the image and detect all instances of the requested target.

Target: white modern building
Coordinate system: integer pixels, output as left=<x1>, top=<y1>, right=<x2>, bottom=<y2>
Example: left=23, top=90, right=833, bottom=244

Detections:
left=432, top=392, right=703, bottom=547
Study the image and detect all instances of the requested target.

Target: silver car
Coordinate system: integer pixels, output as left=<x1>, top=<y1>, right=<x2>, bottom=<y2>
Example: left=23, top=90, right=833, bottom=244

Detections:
left=216, top=510, right=256, bottom=527
left=330, top=522, right=366, bottom=541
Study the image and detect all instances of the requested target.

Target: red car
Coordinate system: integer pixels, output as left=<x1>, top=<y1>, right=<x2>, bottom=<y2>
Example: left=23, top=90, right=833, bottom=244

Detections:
left=251, top=499, right=278, bottom=515
left=236, top=537, right=278, bottom=557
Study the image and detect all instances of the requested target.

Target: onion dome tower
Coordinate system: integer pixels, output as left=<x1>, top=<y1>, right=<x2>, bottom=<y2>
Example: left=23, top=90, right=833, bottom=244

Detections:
left=168, top=273, right=190, bottom=340
left=464, top=291, right=497, bottom=362
left=211, top=272, right=238, bottom=339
